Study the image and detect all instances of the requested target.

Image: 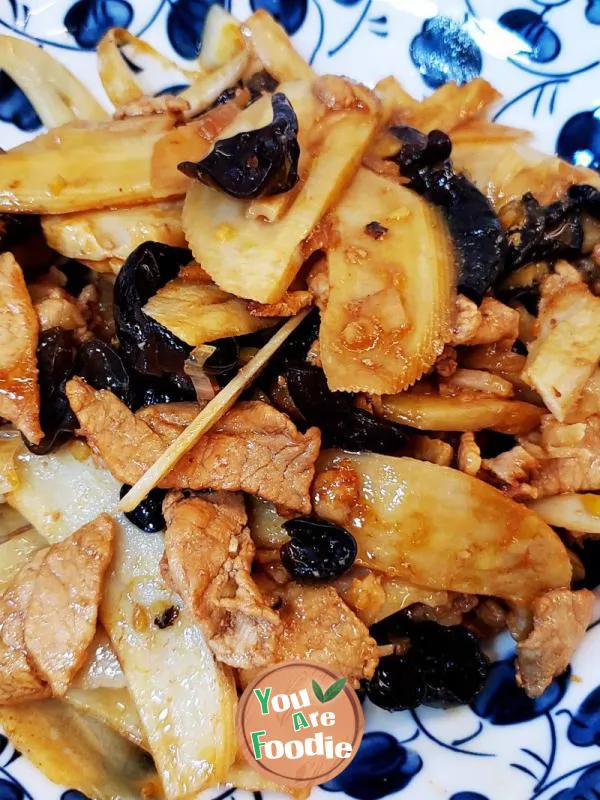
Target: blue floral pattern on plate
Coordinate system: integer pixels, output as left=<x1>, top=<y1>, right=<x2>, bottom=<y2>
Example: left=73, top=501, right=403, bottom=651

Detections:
left=0, top=1, right=599, bottom=799
left=167, top=0, right=226, bottom=59
left=63, top=0, right=134, bottom=49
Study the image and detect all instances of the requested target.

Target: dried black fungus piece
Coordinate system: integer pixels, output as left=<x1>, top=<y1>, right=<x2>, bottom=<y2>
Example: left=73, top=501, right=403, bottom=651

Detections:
left=120, top=484, right=167, bottom=533
left=366, top=615, right=489, bottom=711
left=478, top=431, right=517, bottom=459
left=178, top=93, right=300, bottom=199
left=364, top=221, right=388, bottom=240
left=497, top=184, right=600, bottom=276
left=264, top=307, right=319, bottom=376
left=506, top=192, right=583, bottom=269
left=154, top=605, right=180, bottom=629
left=204, top=337, right=240, bottom=386
left=245, top=70, right=278, bottom=100
left=281, top=517, right=357, bottom=580
left=77, top=339, right=133, bottom=407
left=496, top=261, right=550, bottom=315
left=56, top=259, right=94, bottom=296
left=133, top=374, right=196, bottom=408
left=25, top=333, right=138, bottom=455
left=390, top=127, right=508, bottom=303
left=23, top=328, right=79, bottom=455
left=0, top=213, right=41, bottom=253
left=568, top=183, right=600, bottom=216
left=284, top=364, right=407, bottom=455
left=114, top=241, right=193, bottom=379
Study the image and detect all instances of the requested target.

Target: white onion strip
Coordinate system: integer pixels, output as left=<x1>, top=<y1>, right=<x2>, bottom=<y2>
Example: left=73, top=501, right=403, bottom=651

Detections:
left=0, top=36, right=108, bottom=128
left=97, top=27, right=200, bottom=108
left=119, top=309, right=309, bottom=512
left=181, top=49, right=249, bottom=119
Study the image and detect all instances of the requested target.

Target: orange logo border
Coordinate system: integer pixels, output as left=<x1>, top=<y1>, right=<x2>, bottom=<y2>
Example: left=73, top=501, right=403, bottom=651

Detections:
left=236, top=661, right=365, bottom=788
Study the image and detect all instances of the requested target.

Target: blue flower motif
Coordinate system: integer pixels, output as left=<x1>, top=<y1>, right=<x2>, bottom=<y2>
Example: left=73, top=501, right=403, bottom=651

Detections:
left=167, top=0, right=226, bottom=60
left=470, top=658, right=569, bottom=725
left=550, top=764, right=600, bottom=800
left=321, top=731, right=422, bottom=800
left=155, top=84, right=190, bottom=96
left=249, top=0, right=307, bottom=35
left=567, top=685, right=600, bottom=746
left=449, top=794, right=490, bottom=800
left=410, top=16, right=482, bottom=89
left=0, top=71, right=42, bottom=132
left=498, top=9, right=560, bottom=63
left=64, top=0, right=134, bottom=49
left=0, top=779, right=24, bottom=800
left=586, top=0, right=600, bottom=24
left=61, top=791, right=90, bottom=800
left=557, top=110, right=600, bottom=172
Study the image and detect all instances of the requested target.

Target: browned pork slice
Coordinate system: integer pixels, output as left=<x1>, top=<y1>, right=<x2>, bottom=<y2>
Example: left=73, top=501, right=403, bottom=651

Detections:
left=480, top=445, right=540, bottom=500
left=0, top=514, right=115, bottom=703
left=0, top=550, right=50, bottom=704
left=248, top=290, right=313, bottom=318
left=163, top=491, right=280, bottom=669
left=516, top=588, right=594, bottom=697
left=25, top=514, right=115, bottom=695
left=136, top=401, right=200, bottom=441
left=523, top=264, right=600, bottom=421
left=67, top=377, right=320, bottom=514
left=521, top=414, right=600, bottom=497
left=451, top=295, right=519, bottom=346
left=0, top=253, right=42, bottom=443
left=32, top=287, right=86, bottom=333
left=240, top=580, right=379, bottom=688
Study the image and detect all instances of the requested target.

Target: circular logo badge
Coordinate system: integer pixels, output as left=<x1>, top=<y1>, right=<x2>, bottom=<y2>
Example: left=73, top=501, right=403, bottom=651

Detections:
left=237, top=661, right=364, bottom=788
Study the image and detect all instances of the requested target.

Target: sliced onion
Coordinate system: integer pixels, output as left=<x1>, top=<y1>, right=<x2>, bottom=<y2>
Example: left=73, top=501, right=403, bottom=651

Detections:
left=0, top=527, right=44, bottom=590
left=97, top=27, right=199, bottom=108
left=184, top=345, right=218, bottom=401
left=65, top=688, right=147, bottom=749
left=0, top=35, right=107, bottom=127
left=247, top=496, right=290, bottom=548
left=181, top=49, right=249, bottom=119
left=242, top=11, right=315, bottom=83
left=0, top=700, right=156, bottom=800
left=527, top=494, right=600, bottom=536
left=199, top=6, right=245, bottom=71
left=71, top=628, right=127, bottom=691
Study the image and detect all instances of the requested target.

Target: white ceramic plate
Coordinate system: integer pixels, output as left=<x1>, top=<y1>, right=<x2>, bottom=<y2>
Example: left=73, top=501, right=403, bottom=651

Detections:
left=1, top=1, right=600, bottom=799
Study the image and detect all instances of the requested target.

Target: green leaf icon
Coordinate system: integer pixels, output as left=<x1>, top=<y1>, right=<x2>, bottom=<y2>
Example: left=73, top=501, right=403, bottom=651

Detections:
left=312, top=679, right=326, bottom=703
left=323, top=677, right=347, bottom=702
left=312, top=677, right=347, bottom=703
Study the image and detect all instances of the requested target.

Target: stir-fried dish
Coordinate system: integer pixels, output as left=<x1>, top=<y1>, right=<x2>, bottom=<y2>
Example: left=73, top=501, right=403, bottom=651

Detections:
left=0, top=9, right=599, bottom=799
